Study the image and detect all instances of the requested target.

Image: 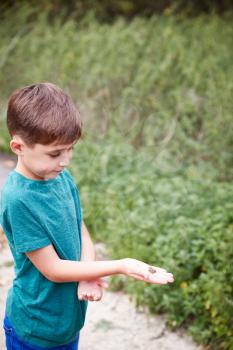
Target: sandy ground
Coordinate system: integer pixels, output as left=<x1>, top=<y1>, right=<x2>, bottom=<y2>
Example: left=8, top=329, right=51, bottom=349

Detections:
left=0, top=155, right=202, bottom=350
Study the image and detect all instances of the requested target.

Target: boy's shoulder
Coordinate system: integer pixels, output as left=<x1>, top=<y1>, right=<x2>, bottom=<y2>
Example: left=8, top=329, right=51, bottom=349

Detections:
left=62, top=168, right=80, bottom=191
left=62, top=168, right=73, bottom=182
left=1, top=172, right=31, bottom=208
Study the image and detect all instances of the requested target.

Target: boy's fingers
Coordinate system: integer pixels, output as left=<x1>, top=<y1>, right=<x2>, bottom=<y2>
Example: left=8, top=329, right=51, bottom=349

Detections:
left=148, top=273, right=174, bottom=284
left=155, top=269, right=174, bottom=278
left=89, top=293, right=102, bottom=301
left=152, top=272, right=174, bottom=281
left=130, top=271, right=174, bottom=284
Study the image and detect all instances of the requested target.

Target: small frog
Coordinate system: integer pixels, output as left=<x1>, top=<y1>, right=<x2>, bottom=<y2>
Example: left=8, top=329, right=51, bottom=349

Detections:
left=148, top=266, right=157, bottom=274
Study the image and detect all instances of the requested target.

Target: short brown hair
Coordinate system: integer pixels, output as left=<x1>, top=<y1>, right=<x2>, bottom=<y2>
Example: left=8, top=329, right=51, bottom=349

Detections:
left=7, top=82, right=82, bottom=146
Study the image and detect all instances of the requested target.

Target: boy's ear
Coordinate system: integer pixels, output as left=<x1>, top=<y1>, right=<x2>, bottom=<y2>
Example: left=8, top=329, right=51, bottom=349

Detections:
left=10, top=135, right=25, bottom=155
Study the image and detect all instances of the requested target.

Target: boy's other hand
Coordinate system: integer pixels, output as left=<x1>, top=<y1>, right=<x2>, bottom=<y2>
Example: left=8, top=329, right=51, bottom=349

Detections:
left=77, top=278, right=108, bottom=302
left=121, top=258, right=174, bottom=284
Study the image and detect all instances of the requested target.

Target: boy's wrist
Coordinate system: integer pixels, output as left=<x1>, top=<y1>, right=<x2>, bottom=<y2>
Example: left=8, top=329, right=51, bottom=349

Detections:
left=117, top=258, right=127, bottom=275
left=108, top=259, right=125, bottom=275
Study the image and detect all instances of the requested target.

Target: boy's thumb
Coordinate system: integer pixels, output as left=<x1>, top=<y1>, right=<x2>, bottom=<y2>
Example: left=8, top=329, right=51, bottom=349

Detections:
left=96, top=278, right=109, bottom=289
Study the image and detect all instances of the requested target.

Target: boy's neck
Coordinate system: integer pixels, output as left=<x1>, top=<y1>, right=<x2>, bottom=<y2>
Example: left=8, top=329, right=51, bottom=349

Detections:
left=15, top=158, right=44, bottom=181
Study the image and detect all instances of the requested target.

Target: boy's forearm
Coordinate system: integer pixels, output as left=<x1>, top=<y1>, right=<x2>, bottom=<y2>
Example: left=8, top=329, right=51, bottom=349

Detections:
left=49, top=259, right=123, bottom=283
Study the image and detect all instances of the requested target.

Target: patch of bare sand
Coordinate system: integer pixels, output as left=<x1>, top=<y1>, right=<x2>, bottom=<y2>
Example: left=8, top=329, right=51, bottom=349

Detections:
left=79, top=290, right=203, bottom=350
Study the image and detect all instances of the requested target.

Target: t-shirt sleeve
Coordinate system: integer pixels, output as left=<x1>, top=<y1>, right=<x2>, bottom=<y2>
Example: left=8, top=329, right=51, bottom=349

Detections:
left=7, top=197, right=51, bottom=253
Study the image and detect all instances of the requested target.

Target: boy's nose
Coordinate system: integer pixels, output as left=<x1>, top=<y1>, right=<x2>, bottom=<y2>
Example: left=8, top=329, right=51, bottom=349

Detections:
left=59, top=160, right=69, bottom=167
left=59, top=151, right=72, bottom=167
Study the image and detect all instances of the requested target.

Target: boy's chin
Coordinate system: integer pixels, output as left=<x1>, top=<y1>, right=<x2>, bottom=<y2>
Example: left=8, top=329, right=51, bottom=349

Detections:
left=44, top=171, right=60, bottom=180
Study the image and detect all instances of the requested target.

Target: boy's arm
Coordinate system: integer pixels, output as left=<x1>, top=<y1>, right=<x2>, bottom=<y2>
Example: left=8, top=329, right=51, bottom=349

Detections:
left=26, top=244, right=174, bottom=284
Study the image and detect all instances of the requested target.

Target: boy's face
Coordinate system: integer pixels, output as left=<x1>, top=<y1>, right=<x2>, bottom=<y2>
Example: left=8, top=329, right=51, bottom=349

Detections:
left=11, top=136, right=76, bottom=181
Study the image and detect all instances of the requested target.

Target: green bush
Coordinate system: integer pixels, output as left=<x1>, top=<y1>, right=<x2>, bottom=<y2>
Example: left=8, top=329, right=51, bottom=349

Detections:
left=70, top=138, right=233, bottom=350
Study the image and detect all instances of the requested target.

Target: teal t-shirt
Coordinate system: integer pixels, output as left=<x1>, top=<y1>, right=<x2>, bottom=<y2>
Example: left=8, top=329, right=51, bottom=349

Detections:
left=0, top=169, right=87, bottom=348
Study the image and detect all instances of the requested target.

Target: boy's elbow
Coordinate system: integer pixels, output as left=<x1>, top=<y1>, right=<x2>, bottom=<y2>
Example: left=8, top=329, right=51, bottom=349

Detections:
left=45, top=272, right=62, bottom=283
left=40, top=261, right=64, bottom=283
left=45, top=267, right=64, bottom=283
left=48, top=276, right=64, bottom=283
left=45, top=261, right=75, bottom=283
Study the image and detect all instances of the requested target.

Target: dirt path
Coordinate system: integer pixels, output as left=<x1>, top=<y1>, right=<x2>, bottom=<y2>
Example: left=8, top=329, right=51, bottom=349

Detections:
left=0, top=155, right=202, bottom=350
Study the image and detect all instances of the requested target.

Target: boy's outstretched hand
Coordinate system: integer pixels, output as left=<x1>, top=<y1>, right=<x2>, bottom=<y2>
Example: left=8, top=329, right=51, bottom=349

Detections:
left=77, top=258, right=173, bottom=301
left=77, top=278, right=108, bottom=302
left=122, top=258, right=174, bottom=284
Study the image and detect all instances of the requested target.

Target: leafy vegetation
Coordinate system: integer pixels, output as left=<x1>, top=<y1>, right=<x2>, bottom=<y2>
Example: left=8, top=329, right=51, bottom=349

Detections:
left=0, top=11, right=232, bottom=180
left=69, top=139, right=233, bottom=350
left=0, top=6, right=233, bottom=349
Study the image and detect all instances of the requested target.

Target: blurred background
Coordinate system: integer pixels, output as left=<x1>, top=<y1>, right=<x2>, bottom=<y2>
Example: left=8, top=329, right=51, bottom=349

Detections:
left=0, top=1, right=233, bottom=349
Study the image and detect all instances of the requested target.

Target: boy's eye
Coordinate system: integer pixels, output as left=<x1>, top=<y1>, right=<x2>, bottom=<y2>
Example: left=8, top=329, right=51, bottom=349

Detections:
left=49, top=153, right=60, bottom=158
left=48, top=146, right=74, bottom=158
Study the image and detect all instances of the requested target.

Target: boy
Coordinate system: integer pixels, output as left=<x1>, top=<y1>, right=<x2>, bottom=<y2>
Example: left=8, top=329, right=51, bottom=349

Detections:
left=0, top=83, right=174, bottom=350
